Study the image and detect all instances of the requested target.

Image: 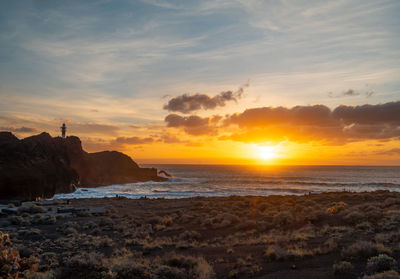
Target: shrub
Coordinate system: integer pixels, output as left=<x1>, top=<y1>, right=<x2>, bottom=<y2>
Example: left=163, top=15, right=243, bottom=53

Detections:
left=236, top=220, right=256, bottom=231
left=0, top=231, right=21, bottom=278
left=194, top=257, right=215, bottom=279
left=264, top=246, right=288, bottom=261
left=9, top=215, right=29, bottom=226
left=366, top=254, right=397, bottom=275
left=31, top=215, right=56, bottom=225
left=343, top=210, right=365, bottom=224
left=273, top=211, right=294, bottom=226
left=363, top=270, right=400, bottom=279
left=155, top=265, right=185, bottom=279
left=61, top=252, right=107, bottom=279
left=383, top=198, right=398, bottom=208
left=333, top=261, right=354, bottom=275
left=111, top=262, right=150, bottom=279
left=18, top=204, right=46, bottom=214
left=341, top=241, right=378, bottom=259
left=179, top=230, right=201, bottom=241
left=327, top=202, right=348, bottom=214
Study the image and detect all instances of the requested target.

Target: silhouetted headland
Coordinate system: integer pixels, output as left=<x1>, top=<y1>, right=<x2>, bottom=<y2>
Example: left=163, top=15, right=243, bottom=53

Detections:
left=0, top=131, right=166, bottom=201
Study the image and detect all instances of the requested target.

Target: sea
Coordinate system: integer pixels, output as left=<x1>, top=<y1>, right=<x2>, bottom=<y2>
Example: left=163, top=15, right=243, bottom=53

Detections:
left=53, top=165, right=400, bottom=199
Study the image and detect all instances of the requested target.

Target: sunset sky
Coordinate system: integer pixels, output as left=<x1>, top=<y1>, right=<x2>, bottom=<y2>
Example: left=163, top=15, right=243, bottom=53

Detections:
left=1, top=0, right=399, bottom=165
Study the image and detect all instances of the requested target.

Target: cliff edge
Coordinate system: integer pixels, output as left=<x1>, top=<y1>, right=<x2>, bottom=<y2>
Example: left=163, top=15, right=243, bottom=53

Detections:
left=0, top=132, right=165, bottom=200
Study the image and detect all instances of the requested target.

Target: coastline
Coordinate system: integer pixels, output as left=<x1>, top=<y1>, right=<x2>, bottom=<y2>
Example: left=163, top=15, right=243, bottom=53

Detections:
left=2, top=190, right=400, bottom=278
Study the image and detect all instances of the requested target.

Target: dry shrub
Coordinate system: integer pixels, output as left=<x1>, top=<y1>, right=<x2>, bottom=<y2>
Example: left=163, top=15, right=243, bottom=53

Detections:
left=327, top=202, right=348, bottom=214
left=333, top=261, right=354, bottom=275
left=61, top=252, right=107, bottom=279
left=273, top=211, right=294, bottom=227
left=18, top=204, right=46, bottom=214
left=264, top=246, right=288, bottom=261
left=161, top=253, right=215, bottom=279
left=320, top=238, right=339, bottom=254
left=343, top=210, right=366, bottom=224
left=31, top=215, right=56, bottom=225
left=363, top=270, right=400, bottom=279
left=235, top=220, right=256, bottom=231
left=180, top=230, right=201, bottom=241
left=9, top=215, right=30, bottom=226
left=341, top=241, right=378, bottom=259
left=356, top=222, right=374, bottom=233
left=111, top=261, right=150, bottom=279
left=366, top=254, right=397, bottom=275
left=383, top=198, right=399, bottom=208
left=194, top=257, right=215, bottom=279
left=292, top=225, right=317, bottom=240
left=305, top=209, right=328, bottom=223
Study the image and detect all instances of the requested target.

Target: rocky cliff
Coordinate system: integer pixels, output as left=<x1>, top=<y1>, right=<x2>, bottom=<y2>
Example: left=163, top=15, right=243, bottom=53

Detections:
left=0, top=132, right=165, bottom=200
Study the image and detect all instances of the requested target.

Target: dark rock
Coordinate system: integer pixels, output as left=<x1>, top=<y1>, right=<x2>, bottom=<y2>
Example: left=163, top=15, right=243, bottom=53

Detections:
left=158, top=170, right=172, bottom=178
left=0, top=132, right=79, bottom=201
left=0, top=131, right=166, bottom=201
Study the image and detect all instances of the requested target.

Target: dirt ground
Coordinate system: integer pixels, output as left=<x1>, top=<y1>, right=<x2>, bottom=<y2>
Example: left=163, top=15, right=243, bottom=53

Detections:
left=2, top=191, right=400, bottom=278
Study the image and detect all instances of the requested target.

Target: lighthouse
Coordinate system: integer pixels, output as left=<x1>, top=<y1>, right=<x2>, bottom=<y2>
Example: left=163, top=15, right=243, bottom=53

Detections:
left=61, top=123, right=66, bottom=139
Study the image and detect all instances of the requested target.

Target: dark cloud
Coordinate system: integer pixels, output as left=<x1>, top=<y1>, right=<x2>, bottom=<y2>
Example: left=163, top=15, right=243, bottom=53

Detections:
left=221, top=101, right=400, bottom=144
left=115, top=136, right=154, bottom=145
left=164, top=114, right=216, bottom=135
left=332, top=101, right=400, bottom=125
left=0, top=126, right=38, bottom=133
left=163, top=82, right=249, bottom=114
left=226, top=105, right=335, bottom=127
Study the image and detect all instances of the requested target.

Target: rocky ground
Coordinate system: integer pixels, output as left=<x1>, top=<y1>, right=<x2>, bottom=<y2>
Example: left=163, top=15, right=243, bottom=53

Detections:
left=2, top=191, right=400, bottom=278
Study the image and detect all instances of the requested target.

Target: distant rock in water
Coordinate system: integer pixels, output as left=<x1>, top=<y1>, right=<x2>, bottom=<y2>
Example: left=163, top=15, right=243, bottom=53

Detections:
left=0, top=132, right=166, bottom=201
left=158, top=170, right=172, bottom=178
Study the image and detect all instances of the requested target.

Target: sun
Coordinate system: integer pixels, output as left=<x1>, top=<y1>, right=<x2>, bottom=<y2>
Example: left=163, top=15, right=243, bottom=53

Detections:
left=257, top=145, right=278, bottom=160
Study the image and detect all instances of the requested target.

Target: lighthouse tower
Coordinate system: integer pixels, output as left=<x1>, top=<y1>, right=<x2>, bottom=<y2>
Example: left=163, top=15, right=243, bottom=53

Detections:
left=61, top=123, right=66, bottom=139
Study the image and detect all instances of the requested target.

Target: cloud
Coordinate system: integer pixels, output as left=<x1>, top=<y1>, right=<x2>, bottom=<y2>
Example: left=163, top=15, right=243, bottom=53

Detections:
left=164, top=114, right=216, bottom=135
left=0, top=126, right=38, bottom=133
left=222, top=101, right=400, bottom=144
left=158, top=133, right=184, bottom=144
left=115, top=136, right=154, bottom=145
left=343, top=89, right=359, bottom=96
left=163, top=82, right=249, bottom=114
left=68, top=123, right=120, bottom=135
left=226, top=105, right=335, bottom=127
left=376, top=148, right=400, bottom=156
left=328, top=89, right=376, bottom=98
left=332, top=101, right=400, bottom=125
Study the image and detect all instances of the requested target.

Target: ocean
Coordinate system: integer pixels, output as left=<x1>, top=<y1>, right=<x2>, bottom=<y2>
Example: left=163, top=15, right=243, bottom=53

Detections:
left=53, top=165, right=400, bottom=199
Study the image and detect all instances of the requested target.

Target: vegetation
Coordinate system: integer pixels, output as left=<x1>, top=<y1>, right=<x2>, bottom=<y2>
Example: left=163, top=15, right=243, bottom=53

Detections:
left=2, top=191, right=400, bottom=278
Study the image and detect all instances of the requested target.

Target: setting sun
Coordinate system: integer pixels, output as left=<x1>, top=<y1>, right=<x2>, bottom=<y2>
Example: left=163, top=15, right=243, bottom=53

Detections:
left=257, top=145, right=279, bottom=161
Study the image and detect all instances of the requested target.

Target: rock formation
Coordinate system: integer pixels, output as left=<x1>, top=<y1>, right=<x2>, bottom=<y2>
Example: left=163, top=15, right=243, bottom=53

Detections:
left=0, top=132, right=165, bottom=201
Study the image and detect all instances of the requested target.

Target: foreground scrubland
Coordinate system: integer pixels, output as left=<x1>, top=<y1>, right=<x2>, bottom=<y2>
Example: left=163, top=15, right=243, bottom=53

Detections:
left=2, top=191, right=400, bottom=278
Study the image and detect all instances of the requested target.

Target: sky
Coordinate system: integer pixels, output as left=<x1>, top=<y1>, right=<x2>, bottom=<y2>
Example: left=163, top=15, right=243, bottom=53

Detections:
left=0, top=0, right=399, bottom=165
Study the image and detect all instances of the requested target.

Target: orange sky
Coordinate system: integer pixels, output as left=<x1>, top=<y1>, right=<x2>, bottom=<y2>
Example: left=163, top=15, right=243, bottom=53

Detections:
left=1, top=1, right=400, bottom=165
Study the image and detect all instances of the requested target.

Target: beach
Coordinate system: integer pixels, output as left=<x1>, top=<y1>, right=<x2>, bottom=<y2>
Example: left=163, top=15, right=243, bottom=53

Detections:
left=2, top=191, right=400, bottom=278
